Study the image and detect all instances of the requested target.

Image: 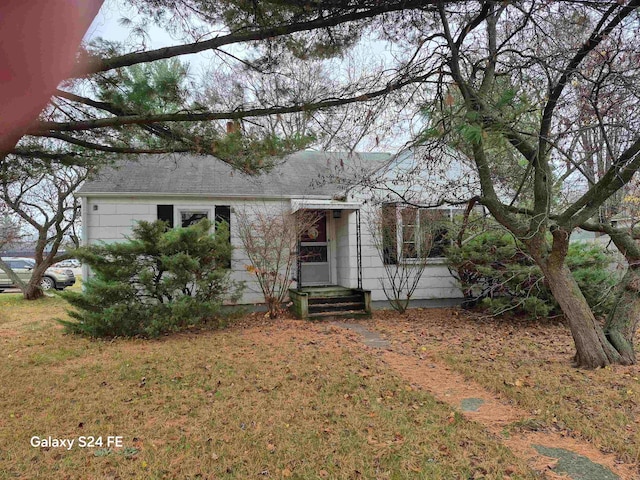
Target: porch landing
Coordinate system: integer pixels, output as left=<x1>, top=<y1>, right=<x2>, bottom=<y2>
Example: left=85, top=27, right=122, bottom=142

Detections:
left=289, top=286, right=371, bottom=320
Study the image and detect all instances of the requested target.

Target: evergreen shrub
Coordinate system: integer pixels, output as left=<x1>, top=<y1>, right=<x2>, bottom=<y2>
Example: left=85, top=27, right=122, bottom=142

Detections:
left=60, top=220, right=242, bottom=338
left=446, top=229, right=618, bottom=318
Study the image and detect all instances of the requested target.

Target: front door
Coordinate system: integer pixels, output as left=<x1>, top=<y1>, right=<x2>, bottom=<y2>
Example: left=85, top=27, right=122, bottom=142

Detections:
left=300, top=212, right=331, bottom=286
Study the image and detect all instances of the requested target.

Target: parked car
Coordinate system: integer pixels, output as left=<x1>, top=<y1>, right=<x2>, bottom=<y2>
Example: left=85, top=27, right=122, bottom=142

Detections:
left=55, top=259, right=81, bottom=268
left=0, top=257, right=76, bottom=292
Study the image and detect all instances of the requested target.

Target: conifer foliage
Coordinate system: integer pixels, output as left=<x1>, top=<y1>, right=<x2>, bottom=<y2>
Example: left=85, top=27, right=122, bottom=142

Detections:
left=60, top=220, right=242, bottom=338
left=447, top=230, right=618, bottom=319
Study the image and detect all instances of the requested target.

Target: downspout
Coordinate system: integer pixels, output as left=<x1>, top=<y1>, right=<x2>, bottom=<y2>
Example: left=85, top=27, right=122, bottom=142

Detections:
left=356, top=209, right=362, bottom=289
left=296, top=234, right=302, bottom=290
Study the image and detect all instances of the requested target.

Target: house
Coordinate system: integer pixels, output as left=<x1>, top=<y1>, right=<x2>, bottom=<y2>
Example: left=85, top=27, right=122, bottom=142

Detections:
left=77, top=150, right=466, bottom=317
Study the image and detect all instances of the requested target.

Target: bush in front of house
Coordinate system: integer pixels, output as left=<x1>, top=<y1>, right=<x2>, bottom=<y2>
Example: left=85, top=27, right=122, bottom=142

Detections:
left=59, top=220, right=242, bottom=338
left=446, top=229, right=618, bottom=318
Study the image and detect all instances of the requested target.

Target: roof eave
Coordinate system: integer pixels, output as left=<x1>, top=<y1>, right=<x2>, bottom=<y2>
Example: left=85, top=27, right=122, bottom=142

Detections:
left=75, top=191, right=339, bottom=201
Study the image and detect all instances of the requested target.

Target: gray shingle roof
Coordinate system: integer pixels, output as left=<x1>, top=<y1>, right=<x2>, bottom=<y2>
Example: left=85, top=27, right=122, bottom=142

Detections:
left=78, top=151, right=392, bottom=198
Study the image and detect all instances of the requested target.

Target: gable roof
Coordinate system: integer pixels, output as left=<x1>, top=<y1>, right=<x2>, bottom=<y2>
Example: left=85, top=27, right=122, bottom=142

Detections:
left=78, top=151, right=392, bottom=198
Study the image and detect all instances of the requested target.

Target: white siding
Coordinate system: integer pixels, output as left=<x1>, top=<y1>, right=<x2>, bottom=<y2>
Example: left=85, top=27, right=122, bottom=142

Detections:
left=350, top=193, right=464, bottom=303
left=83, top=196, right=291, bottom=304
left=85, top=198, right=155, bottom=243
left=83, top=193, right=464, bottom=306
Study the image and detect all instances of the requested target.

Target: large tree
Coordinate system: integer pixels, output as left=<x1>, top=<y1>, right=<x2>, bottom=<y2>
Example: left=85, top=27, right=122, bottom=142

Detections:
left=0, top=159, right=90, bottom=300
left=6, top=1, right=443, bottom=168
left=425, top=2, right=640, bottom=368
left=5, top=0, right=640, bottom=367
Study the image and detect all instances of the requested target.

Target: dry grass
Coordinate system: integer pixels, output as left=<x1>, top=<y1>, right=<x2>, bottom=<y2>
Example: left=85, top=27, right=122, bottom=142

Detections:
left=0, top=295, right=536, bottom=480
left=370, top=308, right=640, bottom=466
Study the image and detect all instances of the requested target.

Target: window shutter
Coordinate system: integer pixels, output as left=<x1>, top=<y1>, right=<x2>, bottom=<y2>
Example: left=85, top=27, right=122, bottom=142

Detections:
left=215, top=205, right=232, bottom=268
left=215, top=205, right=231, bottom=226
left=381, top=203, right=397, bottom=265
left=157, top=205, right=174, bottom=229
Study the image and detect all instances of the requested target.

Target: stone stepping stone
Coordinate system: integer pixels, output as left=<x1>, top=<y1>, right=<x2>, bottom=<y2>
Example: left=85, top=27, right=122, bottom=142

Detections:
left=332, top=322, right=391, bottom=349
left=460, top=397, right=485, bottom=412
left=533, top=445, right=619, bottom=480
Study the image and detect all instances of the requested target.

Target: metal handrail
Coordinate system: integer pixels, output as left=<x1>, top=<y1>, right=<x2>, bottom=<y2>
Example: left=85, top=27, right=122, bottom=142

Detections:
left=356, top=209, right=362, bottom=290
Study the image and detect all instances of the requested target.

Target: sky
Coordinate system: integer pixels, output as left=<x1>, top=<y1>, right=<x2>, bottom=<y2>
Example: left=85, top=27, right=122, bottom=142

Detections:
left=82, top=0, right=413, bottom=153
left=87, top=0, right=170, bottom=47
left=85, top=0, right=235, bottom=75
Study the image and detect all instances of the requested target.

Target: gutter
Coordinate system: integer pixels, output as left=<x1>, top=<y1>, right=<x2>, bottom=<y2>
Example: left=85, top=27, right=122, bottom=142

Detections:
left=75, top=191, right=338, bottom=201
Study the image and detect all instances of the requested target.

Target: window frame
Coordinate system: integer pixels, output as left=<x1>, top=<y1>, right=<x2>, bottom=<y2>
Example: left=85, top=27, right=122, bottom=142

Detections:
left=7, top=259, right=33, bottom=269
left=382, top=204, right=456, bottom=264
left=157, top=204, right=233, bottom=268
left=178, top=208, right=211, bottom=228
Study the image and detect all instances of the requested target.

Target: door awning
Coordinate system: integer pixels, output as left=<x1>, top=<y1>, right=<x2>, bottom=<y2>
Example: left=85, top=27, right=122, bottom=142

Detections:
left=291, top=198, right=362, bottom=212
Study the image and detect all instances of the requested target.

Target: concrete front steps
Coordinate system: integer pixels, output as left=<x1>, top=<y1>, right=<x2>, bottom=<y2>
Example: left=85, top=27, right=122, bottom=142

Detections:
left=289, top=286, right=371, bottom=320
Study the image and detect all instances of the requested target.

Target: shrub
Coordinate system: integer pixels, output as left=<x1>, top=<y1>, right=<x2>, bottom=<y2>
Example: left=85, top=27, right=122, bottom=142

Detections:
left=235, top=207, right=320, bottom=318
left=367, top=205, right=435, bottom=313
left=446, top=229, right=618, bottom=318
left=59, top=220, right=242, bottom=338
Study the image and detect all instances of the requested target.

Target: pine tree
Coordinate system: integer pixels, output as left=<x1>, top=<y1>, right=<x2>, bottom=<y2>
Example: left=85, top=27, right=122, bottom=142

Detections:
left=60, top=219, right=242, bottom=338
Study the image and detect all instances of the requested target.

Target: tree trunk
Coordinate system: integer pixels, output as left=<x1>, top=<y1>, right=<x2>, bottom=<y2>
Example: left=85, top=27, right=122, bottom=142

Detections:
left=266, top=297, right=279, bottom=319
left=22, top=265, right=48, bottom=300
left=597, top=228, right=640, bottom=365
left=603, top=266, right=640, bottom=365
left=23, top=282, right=44, bottom=300
left=542, top=261, right=624, bottom=368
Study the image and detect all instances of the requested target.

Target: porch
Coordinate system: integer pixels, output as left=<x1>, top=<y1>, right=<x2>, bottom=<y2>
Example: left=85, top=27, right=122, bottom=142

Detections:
left=289, top=199, right=370, bottom=319
left=289, top=286, right=371, bottom=320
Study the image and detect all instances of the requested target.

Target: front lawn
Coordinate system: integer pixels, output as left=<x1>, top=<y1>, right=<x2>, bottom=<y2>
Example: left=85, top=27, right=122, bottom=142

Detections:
left=370, top=309, right=640, bottom=466
left=0, top=295, right=536, bottom=479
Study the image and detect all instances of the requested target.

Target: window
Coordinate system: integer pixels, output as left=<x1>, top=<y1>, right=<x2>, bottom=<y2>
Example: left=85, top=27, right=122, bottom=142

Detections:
left=381, top=204, right=397, bottom=264
left=159, top=206, right=231, bottom=230
left=382, top=204, right=455, bottom=264
left=180, top=210, right=209, bottom=227
left=157, top=205, right=174, bottom=228
left=401, top=207, right=417, bottom=258
left=5, top=260, right=18, bottom=269
left=157, top=205, right=231, bottom=266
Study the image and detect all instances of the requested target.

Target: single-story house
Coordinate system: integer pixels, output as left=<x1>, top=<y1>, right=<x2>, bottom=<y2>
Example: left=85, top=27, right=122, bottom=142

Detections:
left=77, top=150, right=466, bottom=318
